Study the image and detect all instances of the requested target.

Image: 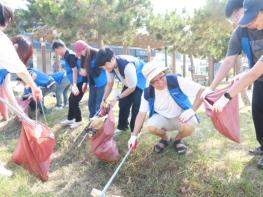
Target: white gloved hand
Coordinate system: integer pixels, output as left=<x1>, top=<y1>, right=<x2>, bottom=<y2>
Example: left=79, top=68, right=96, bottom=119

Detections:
left=200, top=87, right=213, bottom=99
left=179, top=108, right=195, bottom=123
left=79, top=68, right=87, bottom=76
left=71, top=84, right=79, bottom=96
left=128, top=134, right=138, bottom=150
left=212, top=94, right=230, bottom=113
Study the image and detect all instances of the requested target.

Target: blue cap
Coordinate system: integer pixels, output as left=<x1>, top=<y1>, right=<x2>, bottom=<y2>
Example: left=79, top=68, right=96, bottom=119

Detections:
left=239, top=0, right=263, bottom=25
left=225, top=0, right=244, bottom=18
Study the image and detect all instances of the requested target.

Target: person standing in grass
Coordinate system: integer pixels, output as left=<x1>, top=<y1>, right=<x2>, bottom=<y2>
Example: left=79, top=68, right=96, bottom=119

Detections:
left=52, top=40, right=85, bottom=129
left=128, top=62, right=204, bottom=154
left=0, top=2, right=42, bottom=177
left=74, top=40, right=107, bottom=118
left=213, top=0, right=263, bottom=169
left=50, top=70, right=70, bottom=109
left=96, top=48, right=146, bottom=134
left=202, top=0, right=263, bottom=168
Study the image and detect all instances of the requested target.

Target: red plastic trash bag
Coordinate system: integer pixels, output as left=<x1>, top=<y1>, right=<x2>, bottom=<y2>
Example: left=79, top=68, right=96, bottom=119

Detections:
left=204, top=84, right=240, bottom=143
left=90, top=106, right=120, bottom=162
left=0, top=86, right=9, bottom=120
left=12, top=120, right=55, bottom=181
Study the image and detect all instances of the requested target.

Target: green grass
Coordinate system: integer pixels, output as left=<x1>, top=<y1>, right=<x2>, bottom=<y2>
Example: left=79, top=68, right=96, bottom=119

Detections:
left=0, top=93, right=263, bottom=197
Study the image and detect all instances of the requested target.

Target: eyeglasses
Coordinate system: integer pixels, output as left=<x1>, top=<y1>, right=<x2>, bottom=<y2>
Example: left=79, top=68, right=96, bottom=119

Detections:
left=150, top=73, right=165, bottom=84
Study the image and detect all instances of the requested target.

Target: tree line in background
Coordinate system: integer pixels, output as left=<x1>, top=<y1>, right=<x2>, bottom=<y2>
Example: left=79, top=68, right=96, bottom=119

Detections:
left=6, top=0, right=236, bottom=83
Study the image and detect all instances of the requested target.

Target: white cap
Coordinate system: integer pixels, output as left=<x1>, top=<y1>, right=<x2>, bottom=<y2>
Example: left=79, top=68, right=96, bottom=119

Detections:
left=142, top=61, right=168, bottom=82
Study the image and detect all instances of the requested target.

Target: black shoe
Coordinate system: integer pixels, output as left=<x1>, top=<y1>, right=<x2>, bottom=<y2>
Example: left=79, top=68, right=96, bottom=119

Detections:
left=117, top=126, right=129, bottom=131
left=249, top=147, right=263, bottom=156
left=257, top=157, right=263, bottom=169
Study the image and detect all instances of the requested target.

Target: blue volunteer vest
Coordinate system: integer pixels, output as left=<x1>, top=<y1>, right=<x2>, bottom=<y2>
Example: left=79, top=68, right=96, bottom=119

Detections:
left=28, top=68, right=53, bottom=87
left=63, top=50, right=83, bottom=84
left=240, top=28, right=254, bottom=68
left=50, top=71, right=65, bottom=84
left=113, top=55, right=146, bottom=90
left=144, top=74, right=192, bottom=118
left=90, top=58, right=107, bottom=87
left=0, top=69, right=9, bottom=85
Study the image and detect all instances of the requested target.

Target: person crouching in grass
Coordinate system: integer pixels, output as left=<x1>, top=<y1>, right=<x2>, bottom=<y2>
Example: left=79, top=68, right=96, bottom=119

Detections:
left=128, top=62, right=204, bottom=154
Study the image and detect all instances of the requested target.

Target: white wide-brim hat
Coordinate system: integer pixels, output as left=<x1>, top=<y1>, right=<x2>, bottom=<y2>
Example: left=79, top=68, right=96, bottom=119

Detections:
left=142, top=61, right=169, bottom=83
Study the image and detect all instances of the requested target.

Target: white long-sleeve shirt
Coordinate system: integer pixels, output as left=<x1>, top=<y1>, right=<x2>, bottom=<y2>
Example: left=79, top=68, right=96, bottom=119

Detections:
left=0, top=32, right=27, bottom=73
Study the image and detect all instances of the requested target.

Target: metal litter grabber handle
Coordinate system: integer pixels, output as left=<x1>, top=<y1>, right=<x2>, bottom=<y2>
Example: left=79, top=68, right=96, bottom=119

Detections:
left=73, top=108, right=102, bottom=147
left=0, top=96, right=35, bottom=127
left=91, top=132, right=143, bottom=197
left=38, top=101, right=48, bottom=124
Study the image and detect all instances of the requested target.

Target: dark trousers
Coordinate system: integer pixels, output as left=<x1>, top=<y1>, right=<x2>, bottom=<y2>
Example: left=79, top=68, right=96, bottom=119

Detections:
left=118, top=86, right=143, bottom=132
left=252, top=80, right=263, bottom=150
left=68, top=82, right=84, bottom=122
left=88, top=85, right=106, bottom=118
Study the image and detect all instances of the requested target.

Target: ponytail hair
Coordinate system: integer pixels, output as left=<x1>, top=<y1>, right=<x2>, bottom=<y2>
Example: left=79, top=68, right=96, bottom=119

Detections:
left=81, top=47, right=102, bottom=77
left=11, top=35, right=33, bottom=65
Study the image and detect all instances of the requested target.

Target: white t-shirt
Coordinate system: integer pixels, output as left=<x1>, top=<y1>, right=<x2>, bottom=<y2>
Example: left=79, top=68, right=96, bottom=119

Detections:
left=139, top=76, right=202, bottom=118
left=107, top=63, right=137, bottom=88
left=0, top=32, right=27, bottom=73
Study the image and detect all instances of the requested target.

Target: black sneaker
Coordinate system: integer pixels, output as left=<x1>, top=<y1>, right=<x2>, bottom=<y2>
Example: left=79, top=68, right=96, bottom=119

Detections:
left=249, top=147, right=263, bottom=156
left=257, top=157, right=263, bottom=169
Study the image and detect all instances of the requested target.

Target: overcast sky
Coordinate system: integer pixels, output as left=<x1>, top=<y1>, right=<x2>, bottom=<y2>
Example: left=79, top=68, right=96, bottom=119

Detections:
left=0, top=0, right=206, bottom=13
left=152, top=0, right=206, bottom=13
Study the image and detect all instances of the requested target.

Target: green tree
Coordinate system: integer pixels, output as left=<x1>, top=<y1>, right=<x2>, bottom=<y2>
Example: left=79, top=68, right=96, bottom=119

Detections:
left=11, top=0, right=151, bottom=46
left=147, top=0, right=232, bottom=81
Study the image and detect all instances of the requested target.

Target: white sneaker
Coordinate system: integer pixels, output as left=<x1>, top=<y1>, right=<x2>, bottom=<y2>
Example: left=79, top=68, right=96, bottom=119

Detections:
left=61, top=119, right=75, bottom=125
left=70, top=121, right=81, bottom=129
left=55, top=106, right=63, bottom=110
left=0, top=165, right=13, bottom=177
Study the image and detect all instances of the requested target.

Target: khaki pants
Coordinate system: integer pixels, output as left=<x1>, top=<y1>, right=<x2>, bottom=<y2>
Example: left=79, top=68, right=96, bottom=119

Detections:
left=147, top=113, right=197, bottom=132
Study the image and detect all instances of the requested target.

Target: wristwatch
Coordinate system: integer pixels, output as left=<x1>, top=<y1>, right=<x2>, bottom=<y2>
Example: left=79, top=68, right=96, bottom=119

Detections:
left=117, top=95, right=121, bottom=100
left=224, top=92, right=232, bottom=100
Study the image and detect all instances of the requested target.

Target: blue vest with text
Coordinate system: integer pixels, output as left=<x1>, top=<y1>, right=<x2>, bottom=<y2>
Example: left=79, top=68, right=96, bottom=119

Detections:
left=90, top=57, right=107, bottom=88
left=114, top=55, right=146, bottom=90
left=63, top=50, right=83, bottom=84
left=0, top=69, right=9, bottom=85
left=144, top=74, right=192, bottom=118
left=50, top=71, right=65, bottom=84
left=28, top=68, right=53, bottom=87
left=239, top=27, right=254, bottom=68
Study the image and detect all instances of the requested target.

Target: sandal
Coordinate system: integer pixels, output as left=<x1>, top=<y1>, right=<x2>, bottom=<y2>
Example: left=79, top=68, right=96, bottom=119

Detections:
left=154, top=139, right=170, bottom=153
left=174, top=140, right=187, bottom=155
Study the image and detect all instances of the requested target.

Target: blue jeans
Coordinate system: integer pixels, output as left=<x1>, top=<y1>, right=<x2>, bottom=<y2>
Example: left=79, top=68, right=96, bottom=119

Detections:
left=55, top=76, right=70, bottom=107
left=88, top=85, right=106, bottom=118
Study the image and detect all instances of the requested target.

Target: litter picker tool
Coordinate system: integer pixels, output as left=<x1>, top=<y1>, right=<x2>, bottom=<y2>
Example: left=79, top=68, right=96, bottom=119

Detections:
left=0, top=96, right=34, bottom=127
left=91, top=132, right=142, bottom=197
left=73, top=109, right=101, bottom=148
left=38, top=101, right=48, bottom=124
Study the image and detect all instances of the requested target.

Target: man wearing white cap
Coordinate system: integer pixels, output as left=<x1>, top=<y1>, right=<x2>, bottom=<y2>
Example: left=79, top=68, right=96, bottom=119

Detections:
left=128, top=62, right=204, bottom=154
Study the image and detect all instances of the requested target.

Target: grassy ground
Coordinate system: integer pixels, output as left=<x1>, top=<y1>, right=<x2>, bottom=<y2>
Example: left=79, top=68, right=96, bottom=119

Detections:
left=0, top=93, right=262, bottom=197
